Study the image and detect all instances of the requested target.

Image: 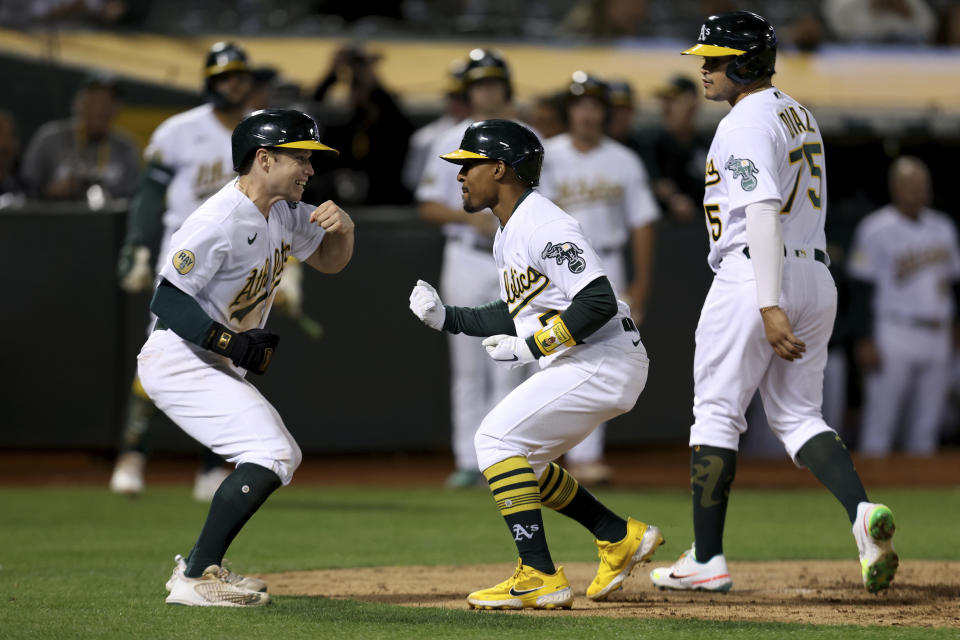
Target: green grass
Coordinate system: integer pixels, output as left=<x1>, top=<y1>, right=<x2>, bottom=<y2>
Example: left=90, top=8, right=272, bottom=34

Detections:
left=1, top=485, right=957, bottom=639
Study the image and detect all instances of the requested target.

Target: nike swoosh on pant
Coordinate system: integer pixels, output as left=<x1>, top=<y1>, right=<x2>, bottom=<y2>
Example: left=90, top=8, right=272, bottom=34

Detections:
left=497, top=356, right=519, bottom=361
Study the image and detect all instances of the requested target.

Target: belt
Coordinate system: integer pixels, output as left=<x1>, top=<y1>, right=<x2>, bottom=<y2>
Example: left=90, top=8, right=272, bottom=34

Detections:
left=743, top=246, right=827, bottom=264
left=882, top=315, right=946, bottom=331
left=452, top=235, right=494, bottom=253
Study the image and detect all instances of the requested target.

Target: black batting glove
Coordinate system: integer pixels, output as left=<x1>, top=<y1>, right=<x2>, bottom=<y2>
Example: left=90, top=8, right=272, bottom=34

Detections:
left=203, top=323, right=280, bottom=375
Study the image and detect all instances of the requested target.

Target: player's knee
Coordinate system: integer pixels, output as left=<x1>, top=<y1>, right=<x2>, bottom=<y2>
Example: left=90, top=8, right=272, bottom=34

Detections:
left=474, top=430, right=525, bottom=473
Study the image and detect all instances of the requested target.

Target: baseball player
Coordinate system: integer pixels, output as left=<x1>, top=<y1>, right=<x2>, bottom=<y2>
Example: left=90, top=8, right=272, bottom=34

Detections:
left=416, top=48, right=535, bottom=489
left=143, top=109, right=353, bottom=607
left=848, top=156, right=960, bottom=457
left=409, top=119, right=663, bottom=610
left=110, top=42, right=254, bottom=500
left=539, top=71, right=660, bottom=484
left=648, top=12, right=898, bottom=594
left=401, top=56, right=470, bottom=192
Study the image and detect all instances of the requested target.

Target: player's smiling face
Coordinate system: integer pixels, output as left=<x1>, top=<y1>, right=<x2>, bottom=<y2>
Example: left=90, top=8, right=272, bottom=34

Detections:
left=457, top=160, right=500, bottom=213
left=267, top=148, right=314, bottom=200
left=699, top=56, right=738, bottom=102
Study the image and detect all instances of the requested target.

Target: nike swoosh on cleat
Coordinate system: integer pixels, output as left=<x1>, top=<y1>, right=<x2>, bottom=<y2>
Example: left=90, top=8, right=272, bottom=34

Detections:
left=669, top=572, right=697, bottom=580
left=508, top=586, right=542, bottom=596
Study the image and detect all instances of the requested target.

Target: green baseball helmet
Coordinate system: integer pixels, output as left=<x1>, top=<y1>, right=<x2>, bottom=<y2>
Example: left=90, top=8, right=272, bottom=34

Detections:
left=683, top=11, right=777, bottom=85
left=441, top=119, right=543, bottom=187
left=231, top=109, right=338, bottom=172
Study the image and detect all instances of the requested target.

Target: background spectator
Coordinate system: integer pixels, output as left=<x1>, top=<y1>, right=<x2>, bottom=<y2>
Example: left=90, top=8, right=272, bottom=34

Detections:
left=309, top=44, right=414, bottom=205
left=638, top=75, right=710, bottom=225
left=20, top=73, right=140, bottom=202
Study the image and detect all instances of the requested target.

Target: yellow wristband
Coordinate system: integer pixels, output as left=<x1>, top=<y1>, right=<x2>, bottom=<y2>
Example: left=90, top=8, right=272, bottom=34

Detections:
left=533, top=317, right=576, bottom=356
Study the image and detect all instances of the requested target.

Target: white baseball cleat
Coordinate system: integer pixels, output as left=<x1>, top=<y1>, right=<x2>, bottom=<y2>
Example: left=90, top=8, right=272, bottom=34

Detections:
left=649, top=544, right=732, bottom=592
left=853, top=502, right=899, bottom=594
left=165, top=554, right=267, bottom=593
left=192, top=467, right=231, bottom=502
left=109, top=451, right=146, bottom=496
left=165, top=563, right=270, bottom=607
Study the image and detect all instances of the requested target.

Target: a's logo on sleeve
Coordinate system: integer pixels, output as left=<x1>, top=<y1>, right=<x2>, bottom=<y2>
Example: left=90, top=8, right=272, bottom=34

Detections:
left=173, top=250, right=196, bottom=275
left=542, top=241, right=586, bottom=273
left=725, top=155, right=759, bottom=191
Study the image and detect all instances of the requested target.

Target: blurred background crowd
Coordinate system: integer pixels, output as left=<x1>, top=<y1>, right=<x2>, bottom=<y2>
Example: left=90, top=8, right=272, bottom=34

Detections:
left=2, top=0, right=960, bottom=489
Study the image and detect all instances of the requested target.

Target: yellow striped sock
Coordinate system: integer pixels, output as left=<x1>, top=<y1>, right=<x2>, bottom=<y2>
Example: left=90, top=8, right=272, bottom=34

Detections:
left=483, top=456, right=542, bottom=517
left=131, top=376, right=150, bottom=401
left=538, top=462, right=580, bottom=511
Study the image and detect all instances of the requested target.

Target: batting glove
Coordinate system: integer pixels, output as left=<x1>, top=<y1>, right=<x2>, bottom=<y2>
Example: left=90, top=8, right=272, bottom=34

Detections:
left=482, top=334, right=536, bottom=369
left=409, top=279, right=446, bottom=331
left=118, top=245, right=154, bottom=294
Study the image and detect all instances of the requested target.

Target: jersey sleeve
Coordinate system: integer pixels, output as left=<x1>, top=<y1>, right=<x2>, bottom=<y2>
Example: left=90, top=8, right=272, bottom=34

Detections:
left=717, top=125, right=782, bottom=216
left=529, top=218, right=607, bottom=300
left=623, top=152, right=661, bottom=228
left=157, top=216, right=230, bottom=297
left=846, top=218, right=881, bottom=282
left=286, top=202, right=327, bottom=261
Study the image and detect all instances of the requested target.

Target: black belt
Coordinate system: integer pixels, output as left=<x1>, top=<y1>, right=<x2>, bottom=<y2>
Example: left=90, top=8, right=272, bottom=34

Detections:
left=743, top=246, right=826, bottom=264
left=883, top=316, right=946, bottom=331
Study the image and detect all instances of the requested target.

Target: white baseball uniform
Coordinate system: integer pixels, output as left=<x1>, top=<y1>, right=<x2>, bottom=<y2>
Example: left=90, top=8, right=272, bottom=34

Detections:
left=417, top=118, right=531, bottom=472
left=146, top=103, right=237, bottom=276
left=474, top=190, right=649, bottom=476
left=539, top=133, right=660, bottom=463
left=690, top=87, right=836, bottom=462
left=848, top=205, right=960, bottom=456
left=136, top=180, right=326, bottom=485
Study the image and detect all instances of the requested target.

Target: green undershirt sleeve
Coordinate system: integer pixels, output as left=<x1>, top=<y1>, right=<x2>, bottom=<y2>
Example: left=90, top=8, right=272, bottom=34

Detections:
left=523, top=276, right=618, bottom=357
left=150, top=278, right=216, bottom=347
left=443, top=299, right=516, bottom=337
left=125, top=161, right=174, bottom=253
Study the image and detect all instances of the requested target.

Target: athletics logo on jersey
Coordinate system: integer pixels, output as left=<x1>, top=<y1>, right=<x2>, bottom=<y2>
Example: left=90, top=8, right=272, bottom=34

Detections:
left=725, top=155, right=759, bottom=191
left=173, top=250, right=196, bottom=275
left=542, top=241, right=586, bottom=273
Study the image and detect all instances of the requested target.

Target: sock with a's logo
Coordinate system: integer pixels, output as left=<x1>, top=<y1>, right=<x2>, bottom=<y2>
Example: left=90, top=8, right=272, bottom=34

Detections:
left=483, top=456, right=555, bottom=575
left=540, top=462, right=627, bottom=542
left=690, top=445, right=737, bottom=564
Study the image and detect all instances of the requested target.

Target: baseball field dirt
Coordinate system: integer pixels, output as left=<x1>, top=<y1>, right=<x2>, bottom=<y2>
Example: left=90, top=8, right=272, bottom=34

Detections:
left=258, top=560, right=960, bottom=628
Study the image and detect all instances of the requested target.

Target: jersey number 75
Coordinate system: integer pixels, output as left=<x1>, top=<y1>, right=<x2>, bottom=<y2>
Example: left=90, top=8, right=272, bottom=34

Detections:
left=781, top=142, right=823, bottom=214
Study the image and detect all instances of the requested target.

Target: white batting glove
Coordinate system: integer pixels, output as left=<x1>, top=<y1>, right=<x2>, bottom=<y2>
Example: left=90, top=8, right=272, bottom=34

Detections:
left=273, top=259, right=304, bottom=317
left=119, top=246, right=154, bottom=294
left=409, top=279, right=446, bottom=330
left=482, top=334, right=536, bottom=369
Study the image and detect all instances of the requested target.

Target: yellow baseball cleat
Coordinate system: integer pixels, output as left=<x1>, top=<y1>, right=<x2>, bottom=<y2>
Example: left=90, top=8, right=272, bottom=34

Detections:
left=467, top=560, right=573, bottom=610
left=587, top=518, right=664, bottom=600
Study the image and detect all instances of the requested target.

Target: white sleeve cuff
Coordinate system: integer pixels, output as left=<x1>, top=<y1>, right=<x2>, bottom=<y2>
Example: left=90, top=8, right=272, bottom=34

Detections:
left=745, top=199, right=783, bottom=309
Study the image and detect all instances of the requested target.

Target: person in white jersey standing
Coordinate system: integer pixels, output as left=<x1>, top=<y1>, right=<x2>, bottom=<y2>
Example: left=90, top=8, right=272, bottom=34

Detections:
left=848, top=156, right=960, bottom=457
left=416, top=49, right=534, bottom=489
left=409, top=120, right=663, bottom=609
left=648, top=11, right=898, bottom=595
left=539, top=71, right=660, bottom=485
left=111, top=42, right=255, bottom=500
left=140, top=109, right=354, bottom=606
